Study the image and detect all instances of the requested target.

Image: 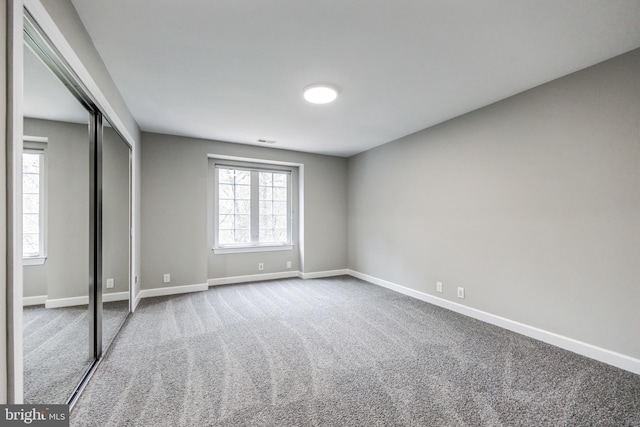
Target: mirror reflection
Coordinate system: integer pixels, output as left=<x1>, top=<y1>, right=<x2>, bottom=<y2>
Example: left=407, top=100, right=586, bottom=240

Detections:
left=22, top=46, right=93, bottom=403
left=102, top=120, right=131, bottom=349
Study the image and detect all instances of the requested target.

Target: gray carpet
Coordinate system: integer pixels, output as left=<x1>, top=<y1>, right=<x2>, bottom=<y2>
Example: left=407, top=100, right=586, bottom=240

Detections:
left=23, top=300, right=129, bottom=404
left=70, top=277, right=640, bottom=426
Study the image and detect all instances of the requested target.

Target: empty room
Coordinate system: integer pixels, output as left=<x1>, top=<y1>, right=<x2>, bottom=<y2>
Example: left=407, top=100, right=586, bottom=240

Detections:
left=2, top=0, right=640, bottom=426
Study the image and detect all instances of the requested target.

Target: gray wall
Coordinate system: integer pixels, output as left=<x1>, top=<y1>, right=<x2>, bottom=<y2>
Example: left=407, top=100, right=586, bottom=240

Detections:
left=141, top=132, right=348, bottom=289
left=348, top=48, right=640, bottom=359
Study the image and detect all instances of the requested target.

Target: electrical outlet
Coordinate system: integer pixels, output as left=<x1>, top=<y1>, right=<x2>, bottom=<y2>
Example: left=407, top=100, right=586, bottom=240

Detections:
left=436, top=281, right=443, bottom=292
left=106, top=278, right=114, bottom=289
left=457, top=287, right=465, bottom=299
left=287, top=261, right=292, bottom=269
left=163, top=274, right=171, bottom=283
left=258, top=263, right=264, bottom=271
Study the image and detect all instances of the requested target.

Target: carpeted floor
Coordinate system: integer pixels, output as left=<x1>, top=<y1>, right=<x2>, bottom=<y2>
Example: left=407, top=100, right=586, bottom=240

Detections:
left=23, top=300, right=129, bottom=404
left=70, top=277, right=640, bottom=426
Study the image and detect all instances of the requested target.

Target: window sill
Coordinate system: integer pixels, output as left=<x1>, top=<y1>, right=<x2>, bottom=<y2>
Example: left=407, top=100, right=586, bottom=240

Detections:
left=23, top=256, right=47, bottom=266
left=213, top=244, right=293, bottom=255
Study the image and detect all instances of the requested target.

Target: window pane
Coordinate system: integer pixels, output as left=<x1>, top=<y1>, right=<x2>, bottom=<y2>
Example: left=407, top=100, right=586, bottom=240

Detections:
left=273, top=187, right=287, bottom=201
left=218, top=168, right=235, bottom=184
left=259, top=201, right=272, bottom=215
left=273, top=201, right=287, bottom=215
left=259, top=172, right=272, bottom=186
left=259, top=186, right=272, bottom=200
left=273, top=229, right=287, bottom=242
left=236, top=214, right=250, bottom=229
left=235, top=184, right=250, bottom=200
left=235, top=229, right=250, bottom=243
left=236, top=170, right=250, bottom=185
left=219, top=214, right=234, bottom=229
left=219, top=200, right=234, bottom=214
left=260, top=214, right=273, bottom=228
left=22, top=152, right=43, bottom=258
left=23, top=213, right=40, bottom=234
left=274, top=215, right=288, bottom=229
left=23, top=194, right=40, bottom=214
left=235, top=200, right=250, bottom=215
left=273, top=173, right=287, bottom=187
left=23, top=173, right=39, bottom=194
left=259, top=229, right=274, bottom=242
left=23, top=234, right=40, bottom=256
left=218, top=230, right=235, bottom=245
left=219, top=184, right=234, bottom=199
left=23, top=153, right=40, bottom=173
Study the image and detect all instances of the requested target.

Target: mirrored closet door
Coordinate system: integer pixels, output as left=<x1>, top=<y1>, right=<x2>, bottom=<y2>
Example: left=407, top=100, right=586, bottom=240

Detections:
left=21, top=10, right=132, bottom=405
left=22, top=43, right=94, bottom=405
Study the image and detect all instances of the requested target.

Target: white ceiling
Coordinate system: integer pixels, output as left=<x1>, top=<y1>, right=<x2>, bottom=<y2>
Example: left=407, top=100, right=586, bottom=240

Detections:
left=70, top=0, right=640, bottom=157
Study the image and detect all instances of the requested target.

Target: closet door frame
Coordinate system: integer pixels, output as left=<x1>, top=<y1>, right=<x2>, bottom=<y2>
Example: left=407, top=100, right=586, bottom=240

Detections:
left=6, top=1, right=133, bottom=406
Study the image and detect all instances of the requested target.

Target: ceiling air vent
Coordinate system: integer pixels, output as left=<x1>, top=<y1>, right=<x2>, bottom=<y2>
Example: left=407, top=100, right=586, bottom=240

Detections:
left=258, top=139, right=277, bottom=144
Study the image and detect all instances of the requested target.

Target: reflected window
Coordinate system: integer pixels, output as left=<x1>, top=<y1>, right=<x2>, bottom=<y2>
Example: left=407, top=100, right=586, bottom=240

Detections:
left=23, top=137, right=48, bottom=265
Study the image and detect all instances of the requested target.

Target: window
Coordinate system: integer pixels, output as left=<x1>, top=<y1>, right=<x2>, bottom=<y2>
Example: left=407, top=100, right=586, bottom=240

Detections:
left=214, top=164, right=292, bottom=252
left=23, top=139, right=48, bottom=265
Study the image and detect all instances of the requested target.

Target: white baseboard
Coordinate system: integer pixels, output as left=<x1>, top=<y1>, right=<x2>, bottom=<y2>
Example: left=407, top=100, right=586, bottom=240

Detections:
left=208, top=271, right=299, bottom=287
left=45, top=295, right=88, bottom=309
left=23, top=295, right=47, bottom=306
left=139, top=283, right=209, bottom=299
left=299, top=269, right=349, bottom=279
left=207, top=269, right=349, bottom=286
left=103, top=291, right=130, bottom=302
left=43, top=291, right=130, bottom=309
left=347, top=270, right=640, bottom=376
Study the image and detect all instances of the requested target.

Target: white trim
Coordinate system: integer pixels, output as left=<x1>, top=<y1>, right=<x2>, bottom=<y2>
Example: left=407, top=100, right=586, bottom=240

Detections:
left=207, top=269, right=348, bottom=286
left=22, top=257, right=46, bottom=266
left=138, top=283, right=209, bottom=299
left=6, top=0, right=25, bottom=403
left=207, top=154, right=303, bottom=168
left=103, top=292, right=130, bottom=303
left=347, top=270, right=640, bottom=375
left=299, top=269, right=349, bottom=279
left=35, top=292, right=129, bottom=309
left=45, top=296, right=88, bottom=309
left=22, top=295, right=47, bottom=306
left=23, top=135, right=48, bottom=143
left=133, top=293, right=142, bottom=310
left=208, top=271, right=299, bottom=287
left=213, top=244, right=293, bottom=255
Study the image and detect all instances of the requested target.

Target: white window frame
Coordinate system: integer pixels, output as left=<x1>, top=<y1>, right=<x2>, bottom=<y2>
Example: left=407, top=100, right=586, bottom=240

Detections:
left=212, top=161, right=294, bottom=254
left=22, top=136, right=48, bottom=266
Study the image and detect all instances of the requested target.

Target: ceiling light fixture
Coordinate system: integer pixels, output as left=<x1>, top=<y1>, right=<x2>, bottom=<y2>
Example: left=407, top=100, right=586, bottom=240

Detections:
left=303, top=83, right=339, bottom=104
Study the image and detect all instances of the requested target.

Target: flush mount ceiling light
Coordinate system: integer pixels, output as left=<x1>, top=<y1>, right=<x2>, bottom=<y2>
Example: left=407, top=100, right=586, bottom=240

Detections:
left=303, top=83, right=339, bottom=104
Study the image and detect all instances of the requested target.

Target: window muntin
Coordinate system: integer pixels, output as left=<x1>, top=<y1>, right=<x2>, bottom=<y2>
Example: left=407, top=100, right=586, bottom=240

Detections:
left=22, top=147, right=46, bottom=259
left=216, top=165, right=291, bottom=249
